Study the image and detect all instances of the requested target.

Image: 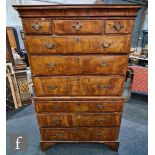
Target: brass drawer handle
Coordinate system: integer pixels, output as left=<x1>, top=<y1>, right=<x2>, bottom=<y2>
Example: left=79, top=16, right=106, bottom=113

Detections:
left=51, top=105, right=62, bottom=110
left=54, top=120, right=62, bottom=125
left=113, top=22, right=124, bottom=31
left=101, top=42, right=111, bottom=48
left=97, top=84, right=109, bottom=89
left=96, top=131, right=103, bottom=136
left=47, top=63, right=57, bottom=67
left=55, top=132, right=65, bottom=137
left=100, top=62, right=109, bottom=67
left=32, top=22, right=41, bottom=31
left=45, top=43, right=56, bottom=49
left=95, top=118, right=104, bottom=123
left=48, top=85, right=58, bottom=90
left=72, top=22, right=82, bottom=31
left=96, top=104, right=105, bottom=109
left=77, top=114, right=82, bottom=119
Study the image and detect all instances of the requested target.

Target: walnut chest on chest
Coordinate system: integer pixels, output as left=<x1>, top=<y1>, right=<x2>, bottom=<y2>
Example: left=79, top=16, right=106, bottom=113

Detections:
left=14, top=4, right=141, bottom=151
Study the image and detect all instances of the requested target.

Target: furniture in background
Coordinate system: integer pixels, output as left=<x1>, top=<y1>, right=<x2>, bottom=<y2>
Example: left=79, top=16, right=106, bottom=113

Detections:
left=6, top=63, right=22, bottom=110
left=6, top=27, right=20, bottom=51
left=129, top=66, right=148, bottom=94
left=6, top=27, right=32, bottom=107
left=14, top=4, right=141, bottom=151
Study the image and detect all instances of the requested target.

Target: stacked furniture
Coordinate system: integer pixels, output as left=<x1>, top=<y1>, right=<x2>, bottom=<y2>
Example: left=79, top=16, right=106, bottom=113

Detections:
left=14, top=4, right=141, bottom=151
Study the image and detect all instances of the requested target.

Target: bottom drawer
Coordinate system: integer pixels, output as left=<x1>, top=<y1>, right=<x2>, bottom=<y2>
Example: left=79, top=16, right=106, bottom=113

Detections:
left=40, top=127, right=119, bottom=141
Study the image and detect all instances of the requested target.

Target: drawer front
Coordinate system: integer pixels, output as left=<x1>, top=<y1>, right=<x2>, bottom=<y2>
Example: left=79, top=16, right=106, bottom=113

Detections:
left=105, top=20, right=134, bottom=34
left=35, top=101, right=124, bottom=113
left=37, top=114, right=69, bottom=127
left=25, top=35, right=131, bottom=54
left=29, top=55, right=128, bottom=76
left=53, top=20, right=103, bottom=34
left=22, top=19, right=51, bottom=34
left=72, top=113, right=121, bottom=127
left=33, top=76, right=125, bottom=96
left=40, top=127, right=119, bottom=141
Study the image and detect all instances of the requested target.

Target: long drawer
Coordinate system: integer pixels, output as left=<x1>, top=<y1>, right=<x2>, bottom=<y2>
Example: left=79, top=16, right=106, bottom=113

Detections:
left=35, top=100, right=124, bottom=113
left=40, top=127, right=119, bottom=141
left=29, top=55, right=128, bottom=76
left=33, top=76, right=125, bottom=96
left=37, top=113, right=121, bottom=127
left=25, top=35, right=131, bottom=54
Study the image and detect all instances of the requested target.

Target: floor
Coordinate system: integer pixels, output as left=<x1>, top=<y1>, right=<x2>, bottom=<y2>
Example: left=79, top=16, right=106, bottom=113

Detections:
left=6, top=93, right=148, bottom=155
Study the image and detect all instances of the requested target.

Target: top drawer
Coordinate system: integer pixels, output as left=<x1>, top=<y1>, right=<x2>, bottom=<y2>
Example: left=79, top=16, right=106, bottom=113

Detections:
left=53, top=20, right=103, bottom=35
left=105, top=20, right=134, bottom=34
left=22, top=19, right=51, bottom=34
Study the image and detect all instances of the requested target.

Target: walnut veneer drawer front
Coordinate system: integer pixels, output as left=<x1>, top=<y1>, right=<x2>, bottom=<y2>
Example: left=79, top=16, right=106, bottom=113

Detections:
left=53, top=20, right=103, bottom=34
left=29, top=55, right=128, bottom=76
left=40, top=127, right=119, bottom=141
left=37, top=113, right=69, bottom=127
left=25, top=35, right=131, bottom=54
left=23, top=19, right=51, bottom=34
left=35, top=101, right=124, bottom=113
left=72, top=113, right=121, bottom=127
left=33, top=76, right=124, bottom=96
left=105, top=20, right=134, bottom=34
left=37, top=113, right=121, bottom=127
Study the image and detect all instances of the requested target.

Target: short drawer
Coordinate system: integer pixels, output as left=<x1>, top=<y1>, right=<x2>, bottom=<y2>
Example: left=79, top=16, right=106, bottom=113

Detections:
left=105, top=20, right=134, bottom=34
left=35, top=101, right=124, bottom=113
left=22, top=19, right=51, bottom=34
left=33, top=76, right=125, bottom=96
left=40, top=127, right=119, bottom=141
left=25, top=35, right=131, bottom=54
left=37, top=113, right=69, bottom=128
left=53, top=20, right=103, bottom=34
left=29, top=55, right=128, bottom=76
left=72, top=113, right=121, bottom=127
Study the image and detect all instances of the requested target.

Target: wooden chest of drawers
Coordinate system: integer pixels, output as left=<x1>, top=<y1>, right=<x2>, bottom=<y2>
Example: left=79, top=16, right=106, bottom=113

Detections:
left=14, top=4, right=141, bottom=151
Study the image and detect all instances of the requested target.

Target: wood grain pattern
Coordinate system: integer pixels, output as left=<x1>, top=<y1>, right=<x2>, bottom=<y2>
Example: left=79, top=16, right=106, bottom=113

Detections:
left=25, top=35, right=131, bottom=54
left=37, top=113, right=70, bottom=127
left=13, top=5, right=142, bottom=18
left=23, top=19, right=51, bottom=34
left=29, top=55, right=128, bottom=76
left=34, top=96, right=125, bottom=101
left=35, top=100, right=124, bottom=113
left=33, top=76, right=125, bottom=96
left=53, top=20, right=103, bottom=34
left=37, top=113, right=121, bottom=127
left=40, top=127, right=119, bottom=141
left=105, top=20, right=134, bottom=34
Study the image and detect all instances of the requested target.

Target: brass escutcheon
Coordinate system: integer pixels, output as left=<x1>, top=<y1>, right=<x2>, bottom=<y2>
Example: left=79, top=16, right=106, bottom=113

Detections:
left=113, top=22, right=124, bottom=31
left=72, top=22, right=82, bottom=31
left=32, top=22, right=41, bottom=31
left=101, top=42, right=111, bottom=48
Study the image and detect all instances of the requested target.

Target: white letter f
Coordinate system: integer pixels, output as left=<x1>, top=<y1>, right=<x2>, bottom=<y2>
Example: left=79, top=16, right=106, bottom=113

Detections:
left=15, top=136, right=23, bottom=150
